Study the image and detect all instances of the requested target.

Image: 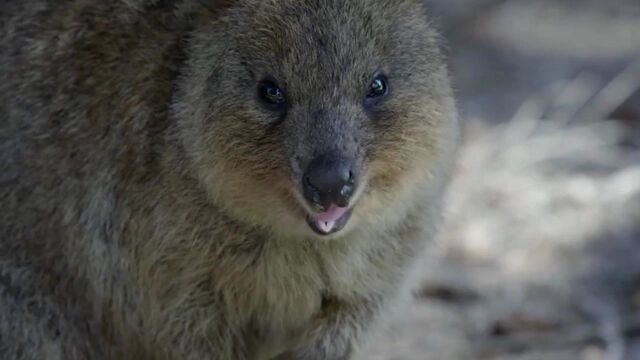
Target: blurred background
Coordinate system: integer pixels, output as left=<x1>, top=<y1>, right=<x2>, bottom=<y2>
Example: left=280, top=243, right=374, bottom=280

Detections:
left=359, top=1, right=640, bottom=359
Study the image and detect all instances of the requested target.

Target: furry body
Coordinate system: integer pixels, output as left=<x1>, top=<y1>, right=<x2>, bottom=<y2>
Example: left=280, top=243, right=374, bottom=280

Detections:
left=0, top=1, right=458, bottom=359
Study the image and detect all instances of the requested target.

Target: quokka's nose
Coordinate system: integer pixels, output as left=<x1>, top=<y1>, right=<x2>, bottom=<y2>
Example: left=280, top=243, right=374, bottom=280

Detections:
left=303, top=154, right=357, bottom=209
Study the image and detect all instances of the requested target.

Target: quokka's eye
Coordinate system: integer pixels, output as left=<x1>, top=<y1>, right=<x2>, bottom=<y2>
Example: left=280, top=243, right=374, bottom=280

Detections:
left=367, top=75, right=388, bottom=99
left=258, top=80, right=286, bottom=111
left=364, top=73, right=389, bottom=109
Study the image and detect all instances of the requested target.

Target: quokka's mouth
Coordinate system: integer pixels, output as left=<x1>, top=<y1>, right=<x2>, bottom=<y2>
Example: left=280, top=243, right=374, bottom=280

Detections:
left=305, top=205, right=353, bottom=235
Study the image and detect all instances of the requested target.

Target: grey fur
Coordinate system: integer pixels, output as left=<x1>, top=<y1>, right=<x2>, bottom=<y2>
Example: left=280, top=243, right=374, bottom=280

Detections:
left=0, top=1, right=459, bottom=359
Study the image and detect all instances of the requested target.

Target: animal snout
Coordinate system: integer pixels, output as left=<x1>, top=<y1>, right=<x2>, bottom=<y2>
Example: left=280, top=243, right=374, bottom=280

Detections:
left=302, top=154, right=358, bottom=209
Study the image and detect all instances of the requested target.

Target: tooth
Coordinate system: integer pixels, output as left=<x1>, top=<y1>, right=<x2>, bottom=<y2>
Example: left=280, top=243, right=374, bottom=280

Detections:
left=319, top=221, right=334, bottom=233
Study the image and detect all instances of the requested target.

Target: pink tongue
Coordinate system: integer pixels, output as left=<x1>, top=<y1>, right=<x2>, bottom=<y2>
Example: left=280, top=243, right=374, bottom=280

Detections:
left=312, top=205, right=348, bottom=223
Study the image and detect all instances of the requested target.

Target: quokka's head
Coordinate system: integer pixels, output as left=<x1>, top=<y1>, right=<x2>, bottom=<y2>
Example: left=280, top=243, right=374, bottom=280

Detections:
left=173, top=0, right=458, bottom=239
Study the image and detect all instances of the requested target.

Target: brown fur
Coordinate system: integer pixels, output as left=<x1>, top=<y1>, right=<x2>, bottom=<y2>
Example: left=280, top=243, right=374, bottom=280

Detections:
left=0, top=0, right=459, bottom=359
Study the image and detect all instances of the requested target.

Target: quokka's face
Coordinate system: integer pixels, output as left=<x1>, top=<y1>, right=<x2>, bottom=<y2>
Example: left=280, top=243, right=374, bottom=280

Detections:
left=174, top=0, right=457, bottom=239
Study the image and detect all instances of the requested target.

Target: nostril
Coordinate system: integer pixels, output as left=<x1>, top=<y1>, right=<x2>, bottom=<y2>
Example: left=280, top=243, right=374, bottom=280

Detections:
left=305, top=175, right=315, bottom=189
left=311, top=192, right=322, bottom=208
left=347, top=171, right=355, bottom=185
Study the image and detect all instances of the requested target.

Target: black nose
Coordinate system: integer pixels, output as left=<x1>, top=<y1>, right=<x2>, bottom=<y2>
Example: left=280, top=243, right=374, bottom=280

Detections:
left=303, top=155, right=357, bottom=209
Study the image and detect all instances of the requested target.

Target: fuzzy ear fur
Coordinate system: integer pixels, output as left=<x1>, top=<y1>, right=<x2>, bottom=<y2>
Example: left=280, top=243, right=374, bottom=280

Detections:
left=0, top=1, right=458, bottom=359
